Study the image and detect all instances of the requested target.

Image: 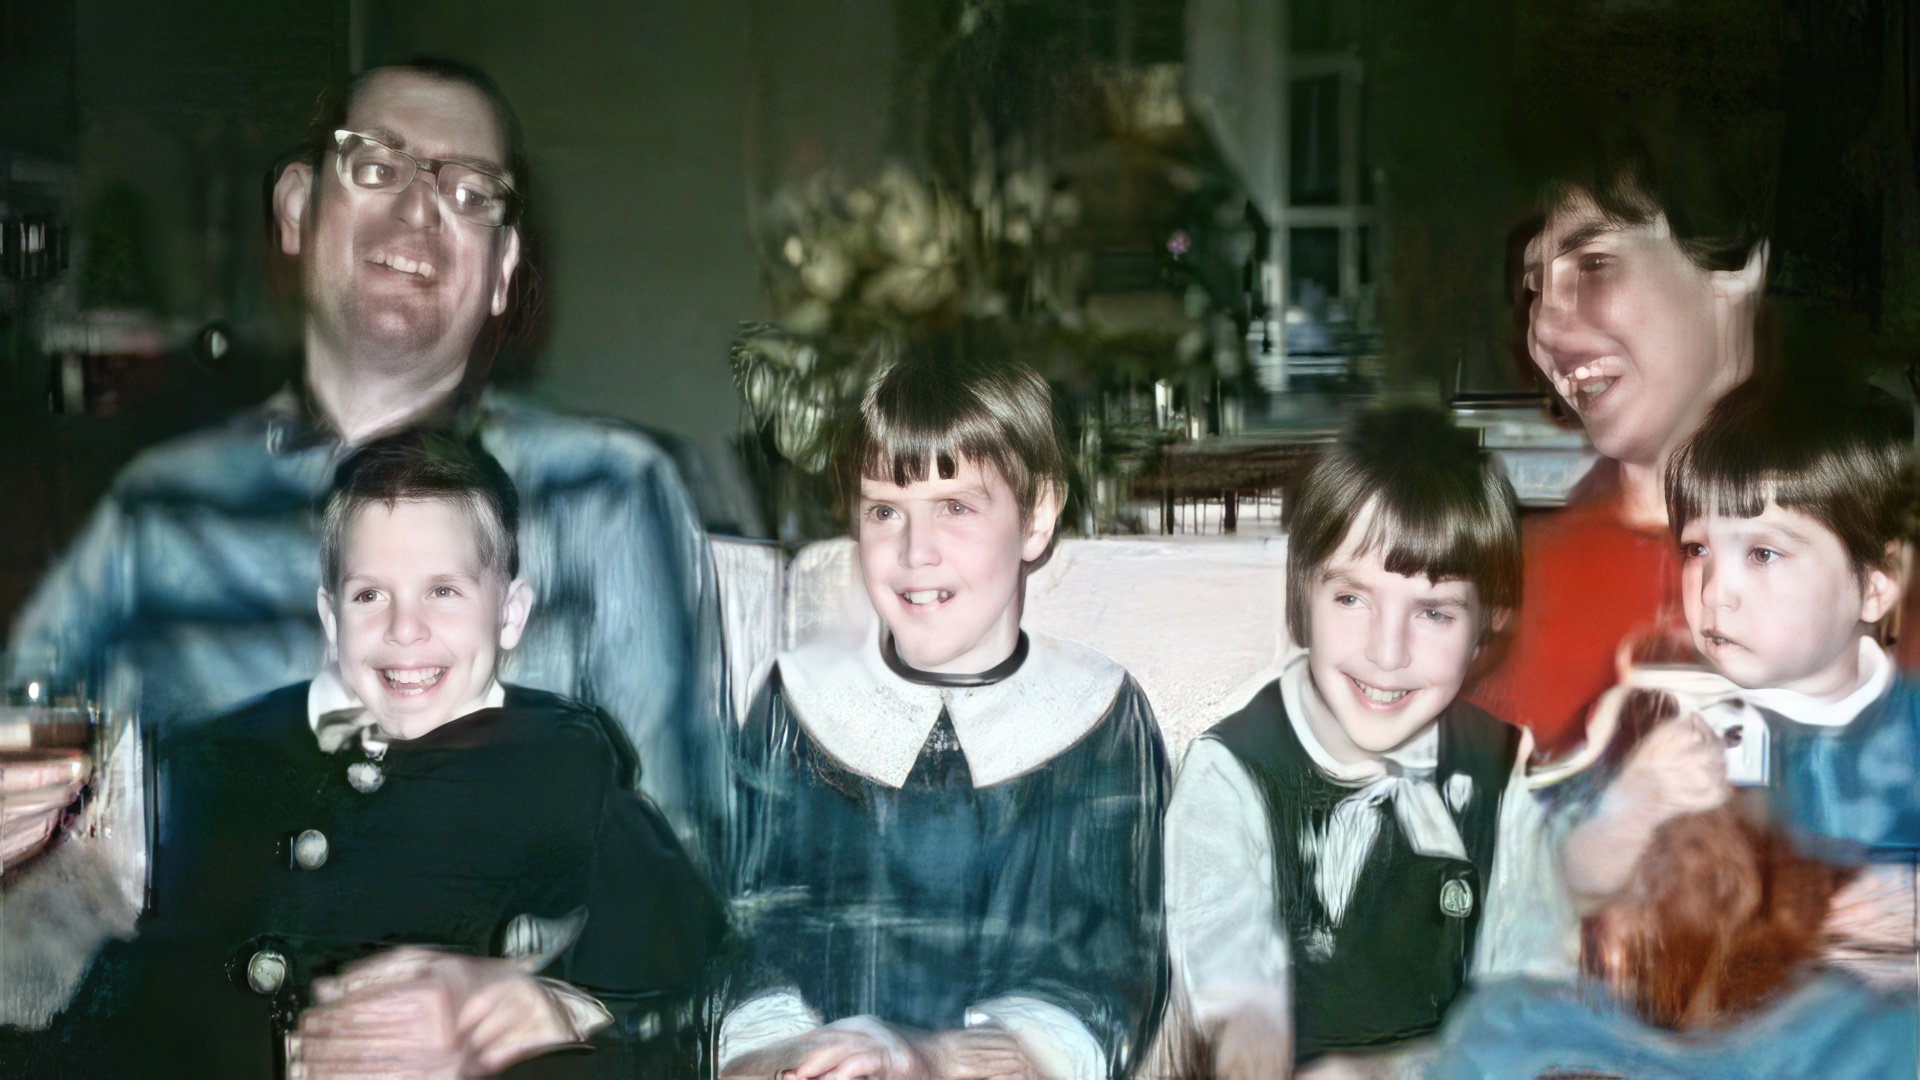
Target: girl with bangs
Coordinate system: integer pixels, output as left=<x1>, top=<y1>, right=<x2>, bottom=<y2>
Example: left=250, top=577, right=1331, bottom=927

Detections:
left=1165, top=407, right=1572, bottom=1077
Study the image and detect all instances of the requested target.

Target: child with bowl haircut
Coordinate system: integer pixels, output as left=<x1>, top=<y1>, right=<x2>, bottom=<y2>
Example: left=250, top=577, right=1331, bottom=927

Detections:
left=1559, top=378, right=1917, bottom=990
left=722, top=339, right=1169, bottom=1080
left=1166, top=406, right=1569, bottom=1076
left=63, top=429, right=724, bottom=1079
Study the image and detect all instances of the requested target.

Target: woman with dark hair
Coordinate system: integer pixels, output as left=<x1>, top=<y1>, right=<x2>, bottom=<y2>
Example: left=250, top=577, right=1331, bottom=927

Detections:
left=1468, top=120, right=1773, bottom=756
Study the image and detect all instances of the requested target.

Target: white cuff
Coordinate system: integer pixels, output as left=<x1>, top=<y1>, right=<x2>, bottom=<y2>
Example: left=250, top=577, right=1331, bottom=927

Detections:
left=534, top=977, right=614, bottom=1041
left=1182, top=980, right=1289, bottom=1036
left=718, top=988, right=821, bottom=1066
left=965, top=994, right=1106, bottom=1080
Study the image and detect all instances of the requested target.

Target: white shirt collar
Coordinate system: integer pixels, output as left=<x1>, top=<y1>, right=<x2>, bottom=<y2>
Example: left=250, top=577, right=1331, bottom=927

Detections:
left=1276, top=651, right=1440, bottom=785
left=1743, top=636, right=1893, bottom=728
left=306, top=665, right=507, bottom=741
left=777, top=624, right=1127, bottom=789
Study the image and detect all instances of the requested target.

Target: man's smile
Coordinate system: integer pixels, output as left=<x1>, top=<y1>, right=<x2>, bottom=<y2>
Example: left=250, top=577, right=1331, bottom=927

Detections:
left=367, top=250, right=438, bottom=280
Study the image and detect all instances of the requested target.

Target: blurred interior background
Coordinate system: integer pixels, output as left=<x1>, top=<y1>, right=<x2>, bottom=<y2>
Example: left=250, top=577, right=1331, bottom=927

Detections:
left=4, top=0, right=1917, bottom=626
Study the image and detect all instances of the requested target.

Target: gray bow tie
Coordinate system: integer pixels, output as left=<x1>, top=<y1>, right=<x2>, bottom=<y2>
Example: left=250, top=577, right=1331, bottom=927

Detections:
left=313, top=707, right=390, bottom=757
left=1313, top=766, right=1470, bottom=927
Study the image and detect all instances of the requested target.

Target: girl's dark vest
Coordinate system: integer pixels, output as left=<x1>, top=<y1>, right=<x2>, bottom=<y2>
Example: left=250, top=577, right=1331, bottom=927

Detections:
left=1206, top=681, right=1520, bottom=1062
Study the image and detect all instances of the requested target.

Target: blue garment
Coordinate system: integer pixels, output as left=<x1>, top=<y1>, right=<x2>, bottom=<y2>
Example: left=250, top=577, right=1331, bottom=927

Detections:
left=728, top=665, right=1169, bottom=1076
left=1782, top=677, right=1920, bottom=860
left=6, top=388, right=729, bottom=866
left=1424, top=973, right=1918, bottom=1079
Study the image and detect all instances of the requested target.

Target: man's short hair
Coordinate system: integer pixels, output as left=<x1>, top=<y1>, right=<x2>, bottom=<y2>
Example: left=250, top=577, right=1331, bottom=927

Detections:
left=1283, top=406, right=1521, bottom=646
left=837, top=334, right=1068, bottom=556
left=1529, top=113, right=1773, bottom=275
left=292, top=58, right=528, bottom=199
left=320, top=428, right=521, bottom=593
left=1666, top=377, right=1912, bottom=576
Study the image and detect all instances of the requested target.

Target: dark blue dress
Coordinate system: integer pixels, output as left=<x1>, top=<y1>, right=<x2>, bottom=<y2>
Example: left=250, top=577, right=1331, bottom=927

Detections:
left=727, top=641, right=1168, bottom=1077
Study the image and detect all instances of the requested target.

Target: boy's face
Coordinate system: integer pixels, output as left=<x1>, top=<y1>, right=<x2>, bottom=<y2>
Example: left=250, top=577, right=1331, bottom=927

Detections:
left=1679, top=502, right=1897, bottom=698
left=1303, top=524, right=1484, bottom=764
left=318, top=498, right=531, bottom=739
left=856, top=456, right=1058, bottom=674
left=1523, top=197, right=1758, bottom=471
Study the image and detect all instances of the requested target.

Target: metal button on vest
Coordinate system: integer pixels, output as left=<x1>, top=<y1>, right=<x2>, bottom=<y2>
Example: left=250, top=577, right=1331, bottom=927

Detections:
left=1439, top=877, right=1474, bottom=919
left=347, top=760, right=384, bottom=793
left=246, top=950, right=288, bottom=995
left=292, top=829, right=329, bottom=870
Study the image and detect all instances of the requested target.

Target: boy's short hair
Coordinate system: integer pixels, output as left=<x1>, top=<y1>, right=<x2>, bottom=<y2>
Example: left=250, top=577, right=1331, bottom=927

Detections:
left=1284, top=406, right=1521, bottom=646
left=837, top=334, right=1067, bottom=553
left=1666, top=378, right=1911, bottom=575
left=319, top=428, right=521, bottom=593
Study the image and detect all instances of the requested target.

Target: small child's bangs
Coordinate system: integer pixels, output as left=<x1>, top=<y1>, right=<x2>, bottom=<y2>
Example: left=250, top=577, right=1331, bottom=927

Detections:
left=1665, top=461, right=1777, bottom=538
left=1665, top=382, right=1910, bottom=575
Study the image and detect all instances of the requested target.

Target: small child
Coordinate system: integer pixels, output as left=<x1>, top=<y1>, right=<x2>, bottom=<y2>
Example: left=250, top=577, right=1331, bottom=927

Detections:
left=721, top=340, right=1168, bottom=1080
left=84, top=430, right=724, bottom=1079
left=1560, top=379, right=1916, bottom=990
left=1165, top=406, right=1567, bottom=1075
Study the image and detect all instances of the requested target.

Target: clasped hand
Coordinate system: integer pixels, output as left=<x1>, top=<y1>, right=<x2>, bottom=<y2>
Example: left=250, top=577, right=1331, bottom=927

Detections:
left=725, top=1018, right=1042, bottom=1080
left=285, top=948, right=586, bottom=1079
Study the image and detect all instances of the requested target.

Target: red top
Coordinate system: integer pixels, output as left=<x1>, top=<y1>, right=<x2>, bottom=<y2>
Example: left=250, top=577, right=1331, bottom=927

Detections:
left=1468, top=464, right=1682, bottom=755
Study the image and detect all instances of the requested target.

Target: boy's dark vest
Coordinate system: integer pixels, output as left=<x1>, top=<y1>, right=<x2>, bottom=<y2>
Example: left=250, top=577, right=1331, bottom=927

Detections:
left=1208, top=680, right=1520, bottom=1062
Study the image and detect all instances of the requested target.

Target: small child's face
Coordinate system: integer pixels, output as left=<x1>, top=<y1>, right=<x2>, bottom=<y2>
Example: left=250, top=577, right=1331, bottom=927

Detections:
left=856, top=456, right=1056, bottom=674
left=1679, top=502, right=1896, bottom=697
left=318, top=498, right=531, bottom=740
left=1304, top=527, right=1483, bottom=763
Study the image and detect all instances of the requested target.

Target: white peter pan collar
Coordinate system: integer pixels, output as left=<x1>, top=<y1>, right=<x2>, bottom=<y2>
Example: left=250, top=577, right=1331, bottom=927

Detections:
left=1743, top=637, right=1893, bottom=728
left=777, top=626, right=1127, bottom=789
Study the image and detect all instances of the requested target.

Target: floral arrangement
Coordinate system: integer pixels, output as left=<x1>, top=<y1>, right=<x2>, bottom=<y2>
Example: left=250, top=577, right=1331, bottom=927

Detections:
left=731, top=165, right=972, bottom=474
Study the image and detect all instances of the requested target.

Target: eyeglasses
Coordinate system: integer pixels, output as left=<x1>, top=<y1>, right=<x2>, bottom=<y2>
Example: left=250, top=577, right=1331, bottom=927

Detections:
left=332, top=129, right=521, bottom=227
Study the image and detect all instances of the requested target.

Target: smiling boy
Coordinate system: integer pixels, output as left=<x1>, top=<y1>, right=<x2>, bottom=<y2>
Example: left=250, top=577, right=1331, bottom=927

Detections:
left=722, top=342, right=1168, bottom=1080
left=1166, top=406, right=1567, bottom=1076
left=63, top=429, right=724, bottom=1079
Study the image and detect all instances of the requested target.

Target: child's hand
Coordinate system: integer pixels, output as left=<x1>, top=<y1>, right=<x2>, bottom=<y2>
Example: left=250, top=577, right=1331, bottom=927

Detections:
left=726, top=1017, right=938, bottom=1080
left=289, top=948, right=586, bottom=1078
left=930, top=1025, right=1042, bottom=1079
left=1562, top=711, right=1735, bottom=915
left=1212, top=1000, right=1293, bottom=1080
left=1611, top=713, right=1732, bottom=823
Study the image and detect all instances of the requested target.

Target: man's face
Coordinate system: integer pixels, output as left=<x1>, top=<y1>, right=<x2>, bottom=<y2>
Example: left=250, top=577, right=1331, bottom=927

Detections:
left=1523, top=196, right=1753, bottom=471
left=855, top=457, right=1056, bottom=674
left=319, top=498, right=531, bottom=740
left=1679, top=503, right=1893, bottom=699
left=1302, top=518, right=1484, bottom=764
left=277, top=70, right=521, bottom=384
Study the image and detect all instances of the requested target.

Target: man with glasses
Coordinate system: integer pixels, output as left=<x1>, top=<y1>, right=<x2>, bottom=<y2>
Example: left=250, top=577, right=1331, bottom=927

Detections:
left=2, top=60, right=727, bottom=1071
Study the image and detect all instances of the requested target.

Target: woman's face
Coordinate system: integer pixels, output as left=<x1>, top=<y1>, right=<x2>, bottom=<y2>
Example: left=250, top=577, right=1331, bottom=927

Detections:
left=1523, top=196, right=1759, bottom=472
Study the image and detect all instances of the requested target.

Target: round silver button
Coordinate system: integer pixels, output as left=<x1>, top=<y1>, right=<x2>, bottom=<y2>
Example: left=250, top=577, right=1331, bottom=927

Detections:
left=1439, top=878, right=1474, bottom=919
left=247, top=950, right=288, bottom=995
left=346, top=761, right=384, bottom=793
left=292, top=829, right=329, bottom=870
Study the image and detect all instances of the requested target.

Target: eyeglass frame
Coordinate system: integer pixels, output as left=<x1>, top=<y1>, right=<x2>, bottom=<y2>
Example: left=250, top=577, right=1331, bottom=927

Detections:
left=330, top=129, right=522, bottom=228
